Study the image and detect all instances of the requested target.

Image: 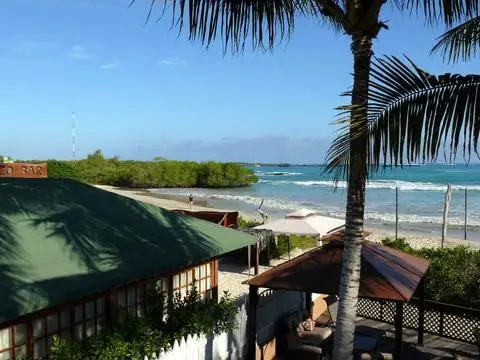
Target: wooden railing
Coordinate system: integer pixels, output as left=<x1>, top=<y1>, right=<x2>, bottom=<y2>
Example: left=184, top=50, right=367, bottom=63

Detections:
left=357, top=297, right=480, bottom=344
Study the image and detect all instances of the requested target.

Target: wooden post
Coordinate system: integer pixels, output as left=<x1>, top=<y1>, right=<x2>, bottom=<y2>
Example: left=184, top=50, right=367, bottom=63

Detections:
left=287, top=236, right=291, bottom=260
left=394, top=301, right=404, bottom=360
left=417, top=278, right=425, bottom=345
left=464, top=187, right=468, bottom=240
left=254, top=242, right=260, bottom=275
left=305, top=292, right=313, bottom=317
left=395, top=187, right=399, bottom=241
left=247, top=285, right=259, bottom=360
left=247, top=244, right=251, bottom=277
left=441, top=184, right=452, bottom=248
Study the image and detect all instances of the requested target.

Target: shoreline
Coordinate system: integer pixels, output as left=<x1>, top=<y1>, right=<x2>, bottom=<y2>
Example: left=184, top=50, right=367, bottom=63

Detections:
left=96, top=185, right=480, bottom=250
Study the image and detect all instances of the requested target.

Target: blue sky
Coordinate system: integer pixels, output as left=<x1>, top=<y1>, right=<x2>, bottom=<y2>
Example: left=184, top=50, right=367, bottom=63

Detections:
left=0, top=0, right=477, bottom=163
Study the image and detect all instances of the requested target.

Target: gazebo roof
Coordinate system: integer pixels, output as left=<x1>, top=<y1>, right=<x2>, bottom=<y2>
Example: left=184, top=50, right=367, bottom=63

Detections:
left=253, top=208, right=345, bottom=236
left=246, top=239, right=430, bottom=301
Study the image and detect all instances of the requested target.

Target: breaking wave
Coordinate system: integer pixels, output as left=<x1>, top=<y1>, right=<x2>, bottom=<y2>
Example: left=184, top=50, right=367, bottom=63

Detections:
left=259, top=179, right=480, bottom=191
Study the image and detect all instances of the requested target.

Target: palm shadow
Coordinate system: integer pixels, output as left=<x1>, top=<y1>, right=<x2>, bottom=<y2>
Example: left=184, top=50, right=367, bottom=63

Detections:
left=1, top=178, right=234, bottom=322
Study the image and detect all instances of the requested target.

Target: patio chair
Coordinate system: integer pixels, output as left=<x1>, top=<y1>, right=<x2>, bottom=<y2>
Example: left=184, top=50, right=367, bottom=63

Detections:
left=281, top=311, right=332, bottom=360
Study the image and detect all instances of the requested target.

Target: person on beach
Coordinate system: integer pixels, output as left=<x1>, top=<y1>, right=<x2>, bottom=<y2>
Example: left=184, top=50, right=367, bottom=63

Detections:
left=189, top=194, right=194, bottom=209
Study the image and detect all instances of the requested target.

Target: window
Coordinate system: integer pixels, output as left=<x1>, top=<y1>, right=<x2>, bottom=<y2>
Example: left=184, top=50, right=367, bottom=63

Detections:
left=194, top=263, right=213, bottom=297
left=72, top=299, right=104, bottom=341
left=0, top=323, right=27, bottom=360
left=171, top=262, right=214, bottom=299
left=112, top=283, right=148, bottom=317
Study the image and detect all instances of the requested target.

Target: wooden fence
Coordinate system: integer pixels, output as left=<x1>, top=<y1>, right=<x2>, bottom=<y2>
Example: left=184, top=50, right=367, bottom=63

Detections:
left=357, top=297, right=480, bottom=344
left=145, top=289, right=305, bottom=360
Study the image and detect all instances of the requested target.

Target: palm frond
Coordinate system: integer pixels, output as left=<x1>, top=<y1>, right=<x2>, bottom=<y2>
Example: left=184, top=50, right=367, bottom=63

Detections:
left=402, top=0, right=478, bottom=26
left=431, top=16, right=480, bottom=62
left=130, top=0, right=347, bottom=53
left=368, top=55, right=480, bottom=167
left=325, top=55, right=480, bottom=181
left=324, top=103, right=377, bottom=184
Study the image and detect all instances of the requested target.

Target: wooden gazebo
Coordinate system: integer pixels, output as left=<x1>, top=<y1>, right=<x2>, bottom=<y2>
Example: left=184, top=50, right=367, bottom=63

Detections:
left=245, top=239, right=430, bottom=360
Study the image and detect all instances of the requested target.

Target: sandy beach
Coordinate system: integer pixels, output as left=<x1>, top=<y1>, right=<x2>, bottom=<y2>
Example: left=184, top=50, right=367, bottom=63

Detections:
left=96, top=185, right=480, bottom=250
left=96, top=184, right=479, bottom=300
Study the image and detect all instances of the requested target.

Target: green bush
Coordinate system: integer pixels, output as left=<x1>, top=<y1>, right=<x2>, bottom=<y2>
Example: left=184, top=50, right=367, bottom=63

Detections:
left=381, top=237, right=480, bottom=308
left=273, top=234, right=317, bottom=258
left=47, top=284, right=238, bottom=360
left=238, top=216, right=263, bottom=228
left=230, top=233, right=317, bottom=265
left=45, top=151, right=257, bottom=188
left=47, top=160, right=81, bottom=180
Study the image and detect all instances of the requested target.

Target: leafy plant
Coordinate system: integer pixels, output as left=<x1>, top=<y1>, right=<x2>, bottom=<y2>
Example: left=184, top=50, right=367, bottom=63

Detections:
left=381, top=237, right=480, bottom=308
left=238, top=216, right=263, bottom=228
left=47, top=283, right=238, bottom=360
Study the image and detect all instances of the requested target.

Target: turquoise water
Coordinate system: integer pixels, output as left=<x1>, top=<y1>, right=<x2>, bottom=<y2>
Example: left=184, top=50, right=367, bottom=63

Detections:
left=152, top=164, right=480, bottom=236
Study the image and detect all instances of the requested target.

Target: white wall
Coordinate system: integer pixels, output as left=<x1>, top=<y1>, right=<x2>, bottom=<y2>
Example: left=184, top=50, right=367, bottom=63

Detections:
left=147, top=289, right=305, bottom=360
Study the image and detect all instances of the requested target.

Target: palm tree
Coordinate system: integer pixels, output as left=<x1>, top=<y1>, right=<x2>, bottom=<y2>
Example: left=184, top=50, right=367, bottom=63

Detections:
left=432, top=16, right=480, bottom=63
left=131, top=1, right=477, bottom=358
left=326, top=55, right=480, bottom=176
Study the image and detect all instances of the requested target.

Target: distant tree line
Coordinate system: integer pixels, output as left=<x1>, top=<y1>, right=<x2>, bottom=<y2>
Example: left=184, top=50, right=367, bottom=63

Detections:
left=45, top=150, right=257, bottom=188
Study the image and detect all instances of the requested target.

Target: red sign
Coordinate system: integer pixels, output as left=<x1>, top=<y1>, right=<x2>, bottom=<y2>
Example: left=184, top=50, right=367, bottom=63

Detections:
left=0, top=163, right=48, bottom=178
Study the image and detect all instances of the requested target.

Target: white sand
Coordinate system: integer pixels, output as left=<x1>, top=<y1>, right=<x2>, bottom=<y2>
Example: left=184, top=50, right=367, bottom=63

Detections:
left=95, top=185, right=256, bottom=218
left=365, top=230, right=480, bottom=250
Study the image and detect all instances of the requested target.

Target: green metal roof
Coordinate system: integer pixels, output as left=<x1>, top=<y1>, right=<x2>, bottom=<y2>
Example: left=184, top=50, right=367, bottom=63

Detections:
left=0, top=178, right=256, bottom=323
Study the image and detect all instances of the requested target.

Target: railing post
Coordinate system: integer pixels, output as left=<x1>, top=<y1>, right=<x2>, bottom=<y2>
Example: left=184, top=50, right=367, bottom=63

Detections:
left=305, top=292, right=313, bottom=317
left=394, top=301, right=404, bottom=360
left=254, top=242, right=260, bottom=275
left=379, top=300, right=384, bottom=321
left=417, top=278, right=425, bottom=345
left=439, top=311, right=445, bottom=336
left=247, top=285, right=258, bottom=360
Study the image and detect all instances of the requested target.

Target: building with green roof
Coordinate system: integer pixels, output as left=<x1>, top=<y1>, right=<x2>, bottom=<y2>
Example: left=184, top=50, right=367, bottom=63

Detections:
left=0, top=178, right=256, bottom=359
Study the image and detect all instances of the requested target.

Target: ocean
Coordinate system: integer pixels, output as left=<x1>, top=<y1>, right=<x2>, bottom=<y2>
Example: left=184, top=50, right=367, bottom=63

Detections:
left=151, top=164, right=480, bottom=241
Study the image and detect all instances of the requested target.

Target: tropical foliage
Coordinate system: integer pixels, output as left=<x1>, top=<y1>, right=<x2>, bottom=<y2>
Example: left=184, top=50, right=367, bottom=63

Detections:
left=432, top=16, right=480, bottom=63
left=325, top=55, right=480, bottom=180
left=47, top=285, right=238, bottom=360
left=382, top=237, right=480, bottom=308
left=46, top=150, right=257, bottom=188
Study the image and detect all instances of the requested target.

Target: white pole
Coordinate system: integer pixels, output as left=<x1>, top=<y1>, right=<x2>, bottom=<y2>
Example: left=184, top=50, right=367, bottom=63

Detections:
left=442, top=184, right=452, bottom=248
left=72, top=112, right=76, bottom=160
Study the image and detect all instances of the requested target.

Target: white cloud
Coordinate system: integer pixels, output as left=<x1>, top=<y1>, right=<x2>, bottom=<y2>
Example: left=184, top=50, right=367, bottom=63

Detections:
left=12, top=41, right=56, bottom=54
left=100, top=61, right=120, bottom=70
left=67, top=45, right=96, bottom=60
left=158, top=56, right=187, bottom=67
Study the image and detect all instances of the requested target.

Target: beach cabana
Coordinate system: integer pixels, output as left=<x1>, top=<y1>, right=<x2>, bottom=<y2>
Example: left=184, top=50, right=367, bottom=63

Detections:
left=0, top=178, right=257, bottom=359
left=253, top=209, right=345, bottom=256
left=254, top=208, right=344, bottom=237
left=245, top=239, right=430, bottom=360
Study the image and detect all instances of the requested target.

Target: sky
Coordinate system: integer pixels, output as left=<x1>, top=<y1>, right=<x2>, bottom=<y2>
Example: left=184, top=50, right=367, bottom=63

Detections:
left=0, top=0, right=478, bottom=163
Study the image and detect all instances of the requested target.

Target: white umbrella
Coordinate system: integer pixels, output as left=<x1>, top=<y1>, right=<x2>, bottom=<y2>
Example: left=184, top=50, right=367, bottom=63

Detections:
left=253, top=208, right=345, bottom=237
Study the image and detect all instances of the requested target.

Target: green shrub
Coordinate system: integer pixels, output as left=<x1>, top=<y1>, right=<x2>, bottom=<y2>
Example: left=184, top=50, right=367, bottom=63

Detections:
left=238, top=216, right=263, bottom=228
left=45, top=152, right=257, bottom=188
left=381, top=237, right=480, bottom=308
left=381, top=237, right=414, bottom=253
left=47, top=284, right=238, bottom=360
left=47, top=161, right=81, bottom=180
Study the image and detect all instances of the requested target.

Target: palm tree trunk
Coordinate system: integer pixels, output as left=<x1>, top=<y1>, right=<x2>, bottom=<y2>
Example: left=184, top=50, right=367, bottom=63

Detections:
left=332, top=34, right=373, bottom=360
